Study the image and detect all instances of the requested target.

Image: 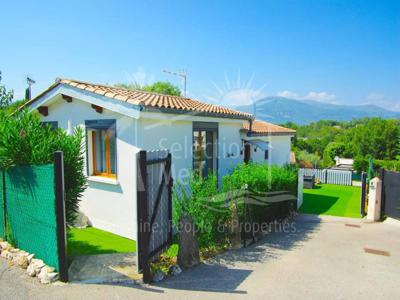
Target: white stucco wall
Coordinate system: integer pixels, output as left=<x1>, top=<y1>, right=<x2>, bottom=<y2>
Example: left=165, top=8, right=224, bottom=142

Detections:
left=218, top=122, right=244, bottom=179
left=242, top=134, right=293, bottom=166
left=38, top=96, right=139, bottom=240
left=136, top=112, right=244, bottom=184
left=269, top=135, right=292, bottom=165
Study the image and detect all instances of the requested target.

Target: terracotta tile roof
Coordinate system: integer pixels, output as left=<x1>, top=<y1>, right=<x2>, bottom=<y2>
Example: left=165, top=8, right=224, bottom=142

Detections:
left=242, top=119, right=296, bottom=135
left=29, top=78, right=253, bottom=120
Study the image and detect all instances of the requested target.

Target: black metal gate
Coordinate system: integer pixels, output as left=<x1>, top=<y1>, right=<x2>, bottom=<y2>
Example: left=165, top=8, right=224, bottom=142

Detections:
left=381, top=169, right=400, bottom=221
left=360, top=172, right=367, bottom=217
left=137, top=149, right=173, bottom=283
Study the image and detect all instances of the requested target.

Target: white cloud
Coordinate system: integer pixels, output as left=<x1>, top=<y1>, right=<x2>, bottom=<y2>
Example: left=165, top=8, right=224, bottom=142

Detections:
left=277, top=90, right=298, bottom=98
left=305, top=91, right=337, bottom=103
left=277, top=90, right=337, bottom=103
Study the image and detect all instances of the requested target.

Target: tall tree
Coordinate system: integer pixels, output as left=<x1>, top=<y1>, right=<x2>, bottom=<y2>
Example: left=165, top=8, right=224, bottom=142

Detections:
left=114, top=81, right=181, bottom=96
left=340, top=118, right=399, bottom=160
left=0, top=71, right=13, bottom=108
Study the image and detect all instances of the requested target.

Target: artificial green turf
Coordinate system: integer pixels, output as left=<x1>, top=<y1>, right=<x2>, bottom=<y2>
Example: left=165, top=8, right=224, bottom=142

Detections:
left=67, top=227, right=136, bottom=258
left=300, top=184, right=361, bottom=218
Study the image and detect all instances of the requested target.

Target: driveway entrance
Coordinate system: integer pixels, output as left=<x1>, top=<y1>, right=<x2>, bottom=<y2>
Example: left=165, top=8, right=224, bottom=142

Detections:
left=1, top=214, right=399, bottom=299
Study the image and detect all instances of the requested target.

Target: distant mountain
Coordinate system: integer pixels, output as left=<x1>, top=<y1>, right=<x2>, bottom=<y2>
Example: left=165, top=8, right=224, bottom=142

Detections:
left=235, top=97, right=400, bottom=125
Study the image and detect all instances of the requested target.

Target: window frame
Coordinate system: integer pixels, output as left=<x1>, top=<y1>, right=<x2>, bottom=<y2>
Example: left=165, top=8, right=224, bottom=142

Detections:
left=85, top=119, right=117, bottom=179
left=192, top=122, right=218, bottom=178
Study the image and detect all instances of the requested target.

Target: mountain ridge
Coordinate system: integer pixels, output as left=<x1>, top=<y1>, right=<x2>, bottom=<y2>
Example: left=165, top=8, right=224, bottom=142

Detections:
left=235, top=96, right=400, bottom=125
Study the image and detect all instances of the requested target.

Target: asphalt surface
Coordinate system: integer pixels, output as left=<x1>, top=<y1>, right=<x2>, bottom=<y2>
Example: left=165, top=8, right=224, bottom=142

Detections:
left=1, top=214, right=399, bottom=300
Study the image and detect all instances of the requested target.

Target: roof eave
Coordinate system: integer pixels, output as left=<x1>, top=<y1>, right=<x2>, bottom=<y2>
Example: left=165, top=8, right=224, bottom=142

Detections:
left=23, top=82, right=143, bottom=118
left=142, top=106, right=254, bottom=121
left=243, top=130, right=296, bottom=137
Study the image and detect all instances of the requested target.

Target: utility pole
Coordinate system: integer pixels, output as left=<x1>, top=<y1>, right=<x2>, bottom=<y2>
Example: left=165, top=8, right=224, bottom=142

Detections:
left=163, top=69, right=187, bottom=97
left=26, top=76, right=36, bottom=100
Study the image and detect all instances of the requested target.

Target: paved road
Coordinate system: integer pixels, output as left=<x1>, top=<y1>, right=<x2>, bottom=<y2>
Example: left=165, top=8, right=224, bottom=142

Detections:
left=1, top=214, right=399, bottom=300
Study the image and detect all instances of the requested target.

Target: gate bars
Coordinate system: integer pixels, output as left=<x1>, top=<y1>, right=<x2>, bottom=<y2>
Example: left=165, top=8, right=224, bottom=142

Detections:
left=137, top=150, right=173, bottom=283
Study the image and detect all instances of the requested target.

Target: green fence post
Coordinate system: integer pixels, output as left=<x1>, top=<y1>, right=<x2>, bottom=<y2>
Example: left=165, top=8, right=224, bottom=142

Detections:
left=54, top=151, right=68, bottom=282
left=1, top=170, right=6, bottom=239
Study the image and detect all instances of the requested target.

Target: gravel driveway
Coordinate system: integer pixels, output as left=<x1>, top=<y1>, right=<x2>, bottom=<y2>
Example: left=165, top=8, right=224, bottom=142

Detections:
left=1, top=214, right=399, bottom=300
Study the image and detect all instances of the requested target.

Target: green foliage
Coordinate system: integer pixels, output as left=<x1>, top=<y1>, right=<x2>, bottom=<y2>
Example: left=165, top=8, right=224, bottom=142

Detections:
left=142, top=81, right=181, bottom=96
left=114, top=81, right=181, bottom=96
left=292, top=120, right=344, bottom=155
left=338, top=118, right=399, bottom=160
left=223, top=163, right=297, bottom=231
left=173, top=164, right=297, bottom=248
left=173, top=164, right=298, bottom=248
left=0, top=110, right=86, bottom=226
left=373, top=159, right=400, bottom=172
left=353, top=155, right=368, bottom=172
left=0, top=71, right=14, bottom=109
left=292, top=118, right=400, bottom=170
left=173, top=174, right=229, bottom=247
left=3, top=99, right=28, bottom=115
left=297, top=150, right=323, bottom=168
left=323, top=142, right=345, bottom=166
left=222, top=162, right=298, bottom=194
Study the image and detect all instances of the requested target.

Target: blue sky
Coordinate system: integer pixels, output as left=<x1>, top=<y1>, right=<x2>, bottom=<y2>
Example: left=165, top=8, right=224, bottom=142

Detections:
left=1, top=0, right=399, bottom=110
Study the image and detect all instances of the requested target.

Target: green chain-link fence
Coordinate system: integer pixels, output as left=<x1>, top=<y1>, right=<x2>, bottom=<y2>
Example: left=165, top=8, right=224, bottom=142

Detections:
left=0, top=153, right=68, bottom=283
left=0, top=171, right=4, bottom=239
left=3, top=164, right=60, bottom=270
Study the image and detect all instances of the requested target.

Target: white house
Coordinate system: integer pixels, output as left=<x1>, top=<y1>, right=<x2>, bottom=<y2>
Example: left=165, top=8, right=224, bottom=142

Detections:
left=333, top=157, right=354, bottom=171
left=241, top=120, right=296, bottom=165
left=25, top=78, right=295, bottom=240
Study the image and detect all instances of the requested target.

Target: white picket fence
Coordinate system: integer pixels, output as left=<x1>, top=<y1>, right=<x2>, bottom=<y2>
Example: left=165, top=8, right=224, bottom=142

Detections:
left=300, top=168, right=353, bottom=186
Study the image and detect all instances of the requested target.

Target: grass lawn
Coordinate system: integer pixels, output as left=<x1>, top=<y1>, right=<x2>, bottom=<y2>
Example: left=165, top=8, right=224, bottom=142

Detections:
left=300, top=184, right=361, bottom=218
left=67, top=227, right=136, bottom=258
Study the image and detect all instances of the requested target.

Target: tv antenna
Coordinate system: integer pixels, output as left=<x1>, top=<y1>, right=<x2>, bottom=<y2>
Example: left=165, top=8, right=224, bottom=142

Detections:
left=163, top=69, right=187, bottom=97
left=26, top=76, right=36, bottom=100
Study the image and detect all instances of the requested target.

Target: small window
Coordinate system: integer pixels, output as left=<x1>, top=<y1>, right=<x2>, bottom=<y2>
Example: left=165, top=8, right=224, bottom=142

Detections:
left=86, top=120, right=116, bottom=178
left=264, top=149, right=269, bottom=160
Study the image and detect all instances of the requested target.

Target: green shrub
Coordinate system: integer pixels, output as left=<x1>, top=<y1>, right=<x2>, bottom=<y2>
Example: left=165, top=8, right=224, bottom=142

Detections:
left=297, top=150, right=323, bottom=168
left=0, top=110, right=86, bottom=226
left=323, top=142, right=345, bottom=167
left=353, top=156, right=400, bottom=172
left=353, top=155, right=369, bottom=172
left=223, top=163, right=297, bottom=227
left=222, top=162, right=297, bottom=195
left=374, top=159, right=400, bottom=172
left=173, top=174, right=230, bottom=248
